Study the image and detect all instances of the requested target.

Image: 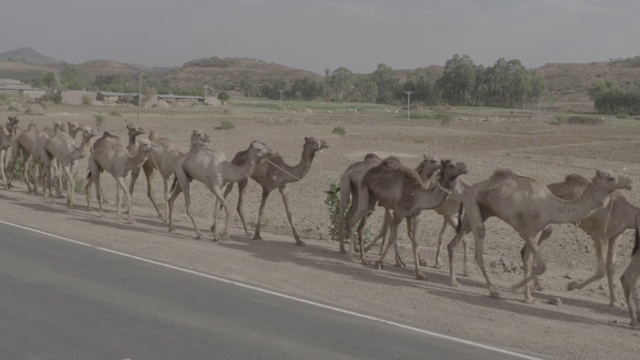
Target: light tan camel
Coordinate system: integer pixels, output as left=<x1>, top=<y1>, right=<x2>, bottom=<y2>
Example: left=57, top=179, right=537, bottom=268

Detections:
left=620, top=221, right=640, bottom=326
left=168, top=133, right=274, bottom=241
left=221, top=137, right=329, bottom=246
left=517, top=174, right=640, bottom=306
left=67, top=122, right=81, bottom=139
left=447, top=169, right=632, bottom=303
left=6, top=122, right=61, bottom=193
left=86, top=132, right=153, bottom=223
left=346, top=157, right=451, bottom=279
left=337, top=154, right=441, bottom=267
left=129, top=130, right=188, bottom=220
left=42, top=126, right=98, bottom=206
left=0, top=116, right=20, bottom=186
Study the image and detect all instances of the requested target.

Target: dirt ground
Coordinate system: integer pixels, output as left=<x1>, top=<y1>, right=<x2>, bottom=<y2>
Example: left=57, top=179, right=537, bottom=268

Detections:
left=2, top=105, right=640, bottom=359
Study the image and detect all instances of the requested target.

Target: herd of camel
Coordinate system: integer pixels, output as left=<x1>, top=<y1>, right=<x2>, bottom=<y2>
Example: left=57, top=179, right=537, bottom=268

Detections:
left=1, top=114, right=640, bottom=327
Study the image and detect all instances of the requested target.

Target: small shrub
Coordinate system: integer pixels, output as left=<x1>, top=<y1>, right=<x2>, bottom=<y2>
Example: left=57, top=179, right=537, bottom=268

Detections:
left=217, top=91, right=230, bottom=102
left=414, top=139, right=425, bottom=144
left=332, top=126, right=346, bottom=136
left=61, top=173, right=87, bottom=194
left=215, top=120, right=234, bottom=130
left=109, top=110, right=123, bottom=117
left=10, top=154, right=26, bottom=182
left=81, top=95, right=92, bottom=105
left=616, top=113, right=628, bottom=119
left=435, top=111, right=453, bottom=125
left=94, top=113, right=106, bottom=129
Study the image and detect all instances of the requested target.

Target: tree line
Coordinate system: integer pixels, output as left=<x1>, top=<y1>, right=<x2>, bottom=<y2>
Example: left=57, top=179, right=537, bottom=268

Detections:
left=590, top=79, right=640, bottom=116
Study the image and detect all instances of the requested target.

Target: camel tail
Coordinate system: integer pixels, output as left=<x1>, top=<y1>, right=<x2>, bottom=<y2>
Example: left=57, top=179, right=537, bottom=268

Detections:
left=633, top=223, right=639, bottom=256
left=456, top=201, right=464, bottom=234
left=170, top=174, right=178, bottom=192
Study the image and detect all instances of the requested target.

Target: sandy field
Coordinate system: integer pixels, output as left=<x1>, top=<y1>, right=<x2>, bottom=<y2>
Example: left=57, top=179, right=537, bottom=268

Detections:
left=2, top=104, right=640, bottom=359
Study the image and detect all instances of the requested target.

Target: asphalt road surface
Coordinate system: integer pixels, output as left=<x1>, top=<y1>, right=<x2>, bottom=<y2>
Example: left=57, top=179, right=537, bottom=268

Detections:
left=0, top=221, right=547, bottom=360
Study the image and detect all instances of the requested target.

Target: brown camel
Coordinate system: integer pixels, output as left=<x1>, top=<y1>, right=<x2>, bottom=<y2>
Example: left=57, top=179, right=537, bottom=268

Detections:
left=447, top=169, right=632, bottom=303
left=337, top=154, right=440, bottom=267
left=0, top=116, right=20, bottom=186
left=168, top=132, right=274, bottom=241
left=221, top=137, right=329, bottom=246
left=516, top=174, right=640, bottom=306
left=42, top=126, right=98, bottom=206
left=620, top=221, right=640, bottom=326
left=374, top=159, right=467, bottom=271
left=346, top=157, right=451, bottom=279
left=129, top=130, right=188, bottom=220
left=86, top=133, right=153, bottom=223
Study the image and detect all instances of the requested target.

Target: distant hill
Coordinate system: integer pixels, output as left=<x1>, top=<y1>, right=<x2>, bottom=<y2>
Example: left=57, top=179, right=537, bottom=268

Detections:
left=74, top=60, right=143, bottom=78
left=0, top=47, right=61, bottom=65
left=161, top=57, right=322, bottom=91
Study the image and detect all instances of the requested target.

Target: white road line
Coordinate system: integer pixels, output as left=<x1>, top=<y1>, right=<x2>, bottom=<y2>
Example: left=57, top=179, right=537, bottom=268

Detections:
left=0, top=220, right=543, bottom=360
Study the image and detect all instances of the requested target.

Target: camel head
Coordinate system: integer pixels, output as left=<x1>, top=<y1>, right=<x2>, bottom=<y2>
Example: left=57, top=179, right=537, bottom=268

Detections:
left=415, top=155, right=441, bottom=181
left=250, top=141, right=275, bottom=159
left=304, top=137, right=329, bottom=154
left=7, top=115, right=19, bottom=128
left=53, top=121, right=67, bottom=133
left=126, top=124, right=146, bottom=138
left=440, top=160, right=468, bottom=189
left=148, top=130, right=161, bottom=142
left=592, top=170, right=632, bottom=193
left=190, top=129, right=211, bottom=145
left=67, top=122, right=81, bottom=135
left=80, top=126, right=99, bottom=140
left=137, top=138, right=154, bottom=153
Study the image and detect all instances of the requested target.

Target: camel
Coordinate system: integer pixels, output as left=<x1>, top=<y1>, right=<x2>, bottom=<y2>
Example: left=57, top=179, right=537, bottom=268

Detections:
left=86, top=132, right=153, bottom=223
left=129, top=130, right=188, bottom=220
left=221, top=137, right=329, bottom=246
left=168, top=132, right=275, bottom=241
left=447, top=168, right=632, bottom=303
left=337, top=154, right=440, bottom=267
left=514, top=174, right=640, bottom=306
left=620, top=221, right=640, bottom=326
left=5, top=121, right=66, bottom=193
left=346, top=157, right=451, bottom=279
left=0, top=116, right=20, bottom=186
left=42, top=126, right=99, bottom=206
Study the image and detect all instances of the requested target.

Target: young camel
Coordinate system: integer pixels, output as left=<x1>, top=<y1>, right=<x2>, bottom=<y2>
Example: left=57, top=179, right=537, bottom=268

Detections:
left=86, top=133, right=153, bottom=223
left=373, top=159, right=468, bottom=270
left=346, top=157, right=451, bottom=279
left=447, top=169, right=632, bottom=303
left=129, top=130, right=189, bottom=220
left=337, top=154, right=441, bottom=267
left=221, top=137, right=329, bottom=246
left=168, top=132, right=274, bottom=241
left=520, top=174, right=640, bottom=306
left=42, top=126, right=99, bottom=206
left=0, top=116, right=20, bottom=186
left=620, top=222, right=640, bottom=326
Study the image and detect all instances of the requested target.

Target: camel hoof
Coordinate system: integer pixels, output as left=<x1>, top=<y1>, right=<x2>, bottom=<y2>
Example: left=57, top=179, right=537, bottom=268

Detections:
left=415, top=273, right=427, bottom=281
left=360, top=259, right=370, bottom=266
left=339, top=248, right=347, bottom=254
left=374, top=261, right=384, bottom=270
left=567, top=281, right=579, bottom=291
left=449, top=279, right=459, bottom=287
left=394, top=261, right=406, bottom=268
left=418, top=260, right=428, bottom=267
left=523, top=297, right=536, bottom=304
left=253, top=234, right=263, bottom=240
left=461, top=270, right=470, bottom=278
left=489, top=291, right=501, bottom=299
left=168, top=228, right=176, bottom=233
left=433, top=263, right=443, bottom=269
left=295, top=240, right=305, bottom=246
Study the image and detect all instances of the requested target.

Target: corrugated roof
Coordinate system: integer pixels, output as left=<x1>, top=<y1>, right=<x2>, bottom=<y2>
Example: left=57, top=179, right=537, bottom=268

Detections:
left=0, top=85, right=41, bottom=91
left=157, top=95, right=205, bottom=100
left=98, top=91, right=138, bottom=97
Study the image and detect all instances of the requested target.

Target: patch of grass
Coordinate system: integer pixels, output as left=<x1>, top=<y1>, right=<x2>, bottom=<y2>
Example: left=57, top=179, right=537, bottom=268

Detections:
left=93, top=113, right=106, bottom=129
left=332, top=126, right=346, bottom=136
left=81, top=95, right=92, bottom=105
left=414, top=139, right=425, bottom=144
left=215, top=120, right=235, bottom=130
left=566, top=116, right=604, bottom=125
left=109, top=110, right=123, bottom=117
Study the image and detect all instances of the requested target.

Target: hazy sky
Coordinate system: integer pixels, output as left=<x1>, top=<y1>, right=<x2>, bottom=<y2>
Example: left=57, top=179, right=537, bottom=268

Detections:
left=2, top=0, right=639, bottom=74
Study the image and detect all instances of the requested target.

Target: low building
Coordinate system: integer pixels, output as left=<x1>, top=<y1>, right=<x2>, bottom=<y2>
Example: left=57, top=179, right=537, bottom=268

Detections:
left=0, top=84, right=45, bottom=99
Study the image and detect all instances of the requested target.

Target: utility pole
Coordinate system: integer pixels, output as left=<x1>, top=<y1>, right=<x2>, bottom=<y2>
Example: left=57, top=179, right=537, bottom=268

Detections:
left=203, top=85, right=208, bottom=98
left=405, top=91, right=413, bottom=120
left=279, top=89, right=284, bottom=111
left=136, top=63, right=143, bottom=126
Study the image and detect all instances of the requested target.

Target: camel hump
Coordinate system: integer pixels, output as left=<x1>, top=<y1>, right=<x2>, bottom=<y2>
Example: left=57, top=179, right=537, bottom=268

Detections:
left=491, top=168, right=517, bottom=179
left=364, top=153, right=381, bottom=161
left=381, top=156, right=402, bottom=167
left=564, top=173, right=590, bottom=185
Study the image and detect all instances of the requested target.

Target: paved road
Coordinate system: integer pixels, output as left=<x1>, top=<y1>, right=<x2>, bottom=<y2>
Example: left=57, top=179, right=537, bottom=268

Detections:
left=0, top=221, right=546, bottom=360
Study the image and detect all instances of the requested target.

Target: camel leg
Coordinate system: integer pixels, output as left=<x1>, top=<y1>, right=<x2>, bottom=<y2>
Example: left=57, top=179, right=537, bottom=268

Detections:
left=434, top=218, right=450, bottom=269
left=163, top=178, right=170, bottom=221
left=116, top=177, right=135, bottom=223
left=0, top=149, right=6, bottom=183
left=567, top=234, right=606, bottom=293
left=277, top=185, right=304, bottom=246
left=621, top=250, right=640, bottom=327
left=145, top=166, right=163, bottom=218
left=512, top=232, right=547, bottom=298
left=337, top=178, right=354, bottom=254
left=85, top=173, right=93, bottom=213
left=167, top=182, right=183, bottom=235
left=116, top=183, right=122, bottom=220
left=521, top=246, right=535, bottom=303
left=409, top=214, right=428, bottom=267
left=606, top=235, right=622, bottom=307
left=375, top=216, right=400, bottom=271
left=253, top=189, right=271, bottom=241
left=235, top=180, right=252, bottom=236
left=408, top=215, right=427, bottom=280
left=183, top=183, right=202, bottom=239
left=24, top=155, right=34, bottom=194
left=447, top=217, right=471, bottom=287
left=211, top=185, right=231, bottom=241
left=94, top=172, right=106, bottom=218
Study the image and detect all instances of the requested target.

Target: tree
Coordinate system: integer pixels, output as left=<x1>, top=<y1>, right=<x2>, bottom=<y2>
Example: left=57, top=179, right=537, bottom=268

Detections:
left=290, top=77, right=325, bottom=100
left=328, top=67, right=354, bottom=102
left=217, top=91, right=230, bottom=102
left=240, top=76, right=257, bottom=97
left=436, top=54, right=478, bottom=106
left=370, top=63, right=399, bottom=104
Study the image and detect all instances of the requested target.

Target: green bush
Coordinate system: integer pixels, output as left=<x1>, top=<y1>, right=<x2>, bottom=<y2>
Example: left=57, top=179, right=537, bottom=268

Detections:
left=216, top=120, right=234, bottom=130
left=324, top=177, right=374, bottom=245
left=81, top=95, right=92, bottom=105
left=217, top=91, right=230, bottom=102
left=332, top=126, right=346, bottom=136
left=94, top=114, right=106, bottom=129
left=109, top=110, right=123, bottom=117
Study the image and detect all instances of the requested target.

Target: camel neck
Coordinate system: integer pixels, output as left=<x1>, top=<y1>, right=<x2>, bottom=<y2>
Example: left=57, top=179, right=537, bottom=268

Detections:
left=549, top=184, right=611, bottom=224
left=412, top=185, right=450, bottom=213
left=281, top=145, right=315, bottom=182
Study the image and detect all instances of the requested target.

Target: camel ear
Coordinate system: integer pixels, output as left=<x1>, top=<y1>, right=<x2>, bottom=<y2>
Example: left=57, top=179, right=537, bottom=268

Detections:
left=596, top=169, right=603, bottom=177
left=305, top=137, right=310, bottom=143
